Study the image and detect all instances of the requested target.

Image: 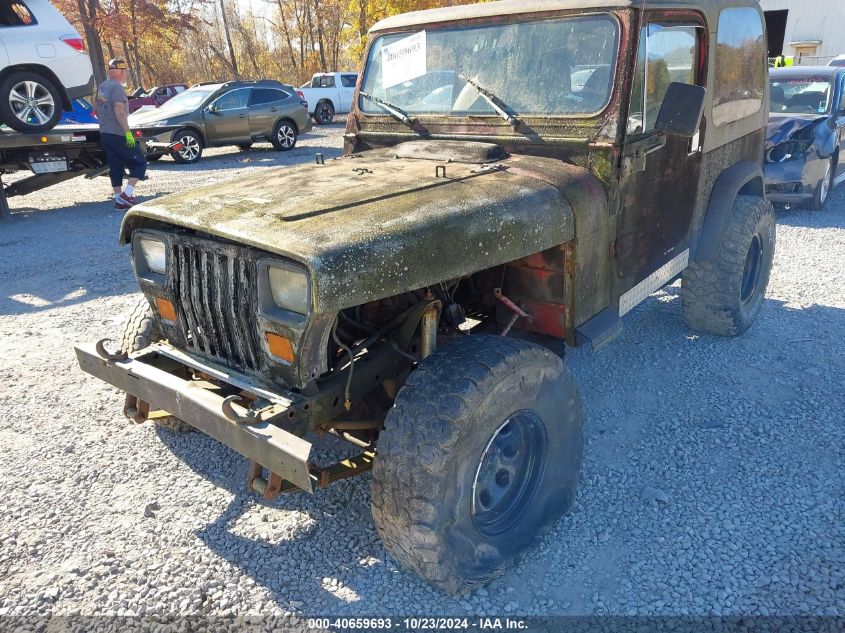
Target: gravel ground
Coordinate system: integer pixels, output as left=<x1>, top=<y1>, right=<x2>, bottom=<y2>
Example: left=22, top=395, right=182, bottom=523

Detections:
left=0, top=123, right=843, bottom=622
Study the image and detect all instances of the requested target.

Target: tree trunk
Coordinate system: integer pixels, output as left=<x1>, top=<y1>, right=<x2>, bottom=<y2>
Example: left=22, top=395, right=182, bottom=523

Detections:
left=77, top=0, right=106, bottom=85
left=275, top=0, right=300, bottom=75
left=218, top=0, right=240, bottom=79
left=121, top=39, right=140, bottom=89
left=129, top=0, right=143, bottom=88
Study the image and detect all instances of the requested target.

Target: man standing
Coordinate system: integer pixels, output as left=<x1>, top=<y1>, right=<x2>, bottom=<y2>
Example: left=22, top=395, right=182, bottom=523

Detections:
left=95, top=59, right=146, bottom=210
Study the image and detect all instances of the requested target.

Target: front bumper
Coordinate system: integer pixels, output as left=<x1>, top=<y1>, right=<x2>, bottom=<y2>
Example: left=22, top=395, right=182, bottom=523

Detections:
left=764, top=157, right=811, bottom=203
left=764, top=152, right=832, bottom=204
left=75, top=341, right=315, bottom=492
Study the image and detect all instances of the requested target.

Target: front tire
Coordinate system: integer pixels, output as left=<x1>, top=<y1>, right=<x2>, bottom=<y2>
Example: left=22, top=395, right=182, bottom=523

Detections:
left=120, top=297, right=192, bottom=432
left=371, top=335, right=582, bottom=594
left=171, top=129, right=203, bottom=164
left=808, top=158, right=834, bottom=211
left=0, top=71, right=63, bottom=132
left=682, top=195, right=775, bottom=337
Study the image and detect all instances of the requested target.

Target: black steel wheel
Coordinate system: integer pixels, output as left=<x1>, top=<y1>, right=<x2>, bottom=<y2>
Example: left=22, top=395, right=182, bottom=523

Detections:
left=472, top=410, right=548, bottom=538
left=372, top=335, right=582, bottom=594
left=313, top=101, right=335, bottom=125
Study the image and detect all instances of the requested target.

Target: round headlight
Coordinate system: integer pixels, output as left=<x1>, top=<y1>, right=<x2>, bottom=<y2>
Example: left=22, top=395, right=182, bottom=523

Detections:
left=268, top=264, right=309, bottom=314
left=139, top=237, right=167, bottom=274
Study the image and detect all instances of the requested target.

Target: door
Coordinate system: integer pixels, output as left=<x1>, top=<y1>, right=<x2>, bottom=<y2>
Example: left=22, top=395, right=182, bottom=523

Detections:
left=203, top=88, right=251, bottom=144
left=248, top=87, right=288, bottom=137
left=0, top=1, right=37, bottom=64
left=339, top=74, right=358, bottom=112
left=615, top=17, right=706, bottom=307
left=836, top=73, right=845, bottom=183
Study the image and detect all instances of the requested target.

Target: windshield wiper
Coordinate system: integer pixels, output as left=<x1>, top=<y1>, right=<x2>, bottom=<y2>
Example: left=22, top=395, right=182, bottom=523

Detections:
left=458, top=73, right=520, bottom=129
left=359, top=92, right=419, bottom=131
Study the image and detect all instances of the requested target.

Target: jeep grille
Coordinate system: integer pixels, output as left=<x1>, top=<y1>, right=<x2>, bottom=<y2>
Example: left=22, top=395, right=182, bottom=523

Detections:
left=173, top=242, right=262, bottom=372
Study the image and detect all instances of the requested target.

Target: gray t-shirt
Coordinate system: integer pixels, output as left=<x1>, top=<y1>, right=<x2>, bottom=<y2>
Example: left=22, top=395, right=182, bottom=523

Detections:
left=95, top=79, right=128, bottom=136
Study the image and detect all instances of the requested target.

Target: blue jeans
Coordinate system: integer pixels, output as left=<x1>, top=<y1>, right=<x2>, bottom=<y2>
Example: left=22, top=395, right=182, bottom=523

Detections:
left=101, top=132, right=146, bottom=188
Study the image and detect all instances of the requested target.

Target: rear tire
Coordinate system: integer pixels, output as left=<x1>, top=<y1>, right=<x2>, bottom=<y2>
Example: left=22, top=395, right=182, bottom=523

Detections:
left=170, top=129, right=203, bottom=164
left=271, top=119, right=297, bottom=151
left=808, top=158, right=834, bottom=211
left=120, top=297, right=193, bottom=432
left=313, top=101, right=335, bottom=125
left=0, top=71, right=63, bottom=132
left=371, top=335, right=582, bottom=594
left=682, top=195, right=775, bottom=337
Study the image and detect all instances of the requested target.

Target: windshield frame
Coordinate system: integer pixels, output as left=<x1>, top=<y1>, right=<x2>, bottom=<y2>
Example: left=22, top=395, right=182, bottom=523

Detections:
left=358, top=11, right=621, bottom=122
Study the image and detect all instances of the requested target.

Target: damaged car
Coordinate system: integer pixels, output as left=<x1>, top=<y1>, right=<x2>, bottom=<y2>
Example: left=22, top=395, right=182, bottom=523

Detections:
left=765, top=66, right=845, bottom=210
left=76, top=0, right=774, bottom=594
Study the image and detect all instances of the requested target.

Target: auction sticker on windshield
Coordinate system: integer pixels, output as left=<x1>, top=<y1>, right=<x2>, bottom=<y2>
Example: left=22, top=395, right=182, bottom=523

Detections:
left=382, top=31, right=427, bottom=89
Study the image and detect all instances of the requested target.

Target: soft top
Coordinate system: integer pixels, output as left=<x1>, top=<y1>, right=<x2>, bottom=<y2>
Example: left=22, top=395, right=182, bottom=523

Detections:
left=370, top=0, right=760, bottom=33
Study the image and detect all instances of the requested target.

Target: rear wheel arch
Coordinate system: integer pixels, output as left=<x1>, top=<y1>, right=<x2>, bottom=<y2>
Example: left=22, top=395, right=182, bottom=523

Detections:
left=276, top=116, right=298, bottom=135
left=695, top=160, right=764, bottom=263
left=0, top=64, right=71, bottom=110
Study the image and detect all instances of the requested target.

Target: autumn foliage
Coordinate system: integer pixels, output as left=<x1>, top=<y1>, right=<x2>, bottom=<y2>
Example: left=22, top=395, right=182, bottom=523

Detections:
left=56, top=0, right=488, bottom=91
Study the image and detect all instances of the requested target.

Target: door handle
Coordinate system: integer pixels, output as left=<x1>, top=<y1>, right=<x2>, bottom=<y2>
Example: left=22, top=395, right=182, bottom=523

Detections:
left=238, top=113, right=247, bottom=118
left=270, top=107, right=277, bottom=112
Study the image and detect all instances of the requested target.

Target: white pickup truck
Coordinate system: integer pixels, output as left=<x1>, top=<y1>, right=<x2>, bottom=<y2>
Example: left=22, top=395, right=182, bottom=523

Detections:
left=298, top=72, right=359, bottom=125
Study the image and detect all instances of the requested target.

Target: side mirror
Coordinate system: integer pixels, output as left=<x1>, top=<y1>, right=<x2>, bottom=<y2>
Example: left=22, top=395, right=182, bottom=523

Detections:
left=655, top=82, right=706, bottom=137
left=205, top=103, right=219, bottom=115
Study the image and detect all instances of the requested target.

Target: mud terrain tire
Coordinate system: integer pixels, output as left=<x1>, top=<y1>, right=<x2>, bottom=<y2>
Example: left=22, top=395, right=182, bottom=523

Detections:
left=120, top=297, right=192, bottom=432
left=371, top=335, right=582, bottom=594
left=682, top=195, right=775, bottom=337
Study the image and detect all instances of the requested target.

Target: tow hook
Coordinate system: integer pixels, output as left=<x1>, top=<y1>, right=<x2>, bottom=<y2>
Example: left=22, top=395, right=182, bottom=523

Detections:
left=221, top=395, right=262, bottom=425
left=95, top=338, right=128, bottom=362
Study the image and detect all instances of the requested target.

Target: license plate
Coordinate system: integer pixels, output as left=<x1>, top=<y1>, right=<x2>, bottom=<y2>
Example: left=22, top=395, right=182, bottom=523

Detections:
left=31, top=160, right=68, bottom=174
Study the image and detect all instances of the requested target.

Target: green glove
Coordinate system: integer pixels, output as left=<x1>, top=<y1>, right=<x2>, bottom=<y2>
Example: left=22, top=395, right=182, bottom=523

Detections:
left=124, top=131, right=136, bottom=148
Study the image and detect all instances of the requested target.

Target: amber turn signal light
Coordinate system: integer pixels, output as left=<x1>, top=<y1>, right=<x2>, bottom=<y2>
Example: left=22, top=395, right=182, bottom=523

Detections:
left=155, top=297, right=177, bottom=323
left=265, top=332, right=294, bottom=362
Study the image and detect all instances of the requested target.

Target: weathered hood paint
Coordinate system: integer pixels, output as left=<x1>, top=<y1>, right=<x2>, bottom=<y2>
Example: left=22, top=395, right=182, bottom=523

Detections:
left=121, top=145, right=581, bottom=313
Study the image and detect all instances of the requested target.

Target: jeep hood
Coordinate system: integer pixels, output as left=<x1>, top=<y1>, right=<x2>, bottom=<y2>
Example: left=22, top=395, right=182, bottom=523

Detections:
left=122, top=143, right=595, bottom=313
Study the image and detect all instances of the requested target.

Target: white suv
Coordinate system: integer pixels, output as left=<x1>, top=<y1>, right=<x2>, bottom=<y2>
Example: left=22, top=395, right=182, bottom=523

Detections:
left=0, top=0, right=94, bottom=132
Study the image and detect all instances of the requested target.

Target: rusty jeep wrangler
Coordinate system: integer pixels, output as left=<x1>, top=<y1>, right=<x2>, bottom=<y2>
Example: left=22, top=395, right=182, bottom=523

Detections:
left=76, top=0, right=774, bottom=593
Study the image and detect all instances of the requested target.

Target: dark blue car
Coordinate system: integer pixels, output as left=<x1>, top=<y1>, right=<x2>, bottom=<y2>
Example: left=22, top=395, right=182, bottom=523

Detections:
left=765, top=66, right=845, bottom=210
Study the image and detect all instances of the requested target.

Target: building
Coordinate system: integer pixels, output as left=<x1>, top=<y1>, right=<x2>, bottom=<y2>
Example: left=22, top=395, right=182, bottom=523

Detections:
left=759, top=0, right=845, bottom=64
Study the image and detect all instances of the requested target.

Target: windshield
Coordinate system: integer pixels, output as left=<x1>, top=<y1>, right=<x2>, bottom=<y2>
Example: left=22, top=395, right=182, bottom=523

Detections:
left=359, top=15, right=619, bottom=117
left=770, top=77, right=833, bottom=114
left=159, top=87, right=218, bottom=112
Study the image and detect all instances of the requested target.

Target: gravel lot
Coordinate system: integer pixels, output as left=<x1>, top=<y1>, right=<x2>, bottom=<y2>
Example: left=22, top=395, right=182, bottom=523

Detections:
left=0, top=122, right=843, bottom=622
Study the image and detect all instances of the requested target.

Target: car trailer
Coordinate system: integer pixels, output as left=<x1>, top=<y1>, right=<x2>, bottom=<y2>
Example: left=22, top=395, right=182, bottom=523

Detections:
left=0, top=124, right=178, bottom=219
